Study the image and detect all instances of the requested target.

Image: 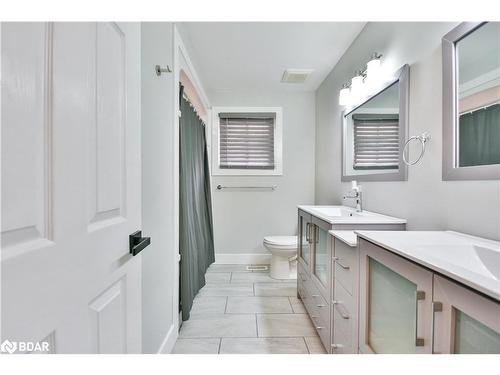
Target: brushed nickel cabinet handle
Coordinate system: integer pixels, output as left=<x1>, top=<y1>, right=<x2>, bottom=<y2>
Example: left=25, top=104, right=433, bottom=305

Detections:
left=333, top=300, right=349, bottom=319
left=337, top=260, right=350, bottom=270
left=333, top=257, right=350, bottom=270
left=432, top=301, right=443, bottom=353
left=415, top=290, right=425, bottom=347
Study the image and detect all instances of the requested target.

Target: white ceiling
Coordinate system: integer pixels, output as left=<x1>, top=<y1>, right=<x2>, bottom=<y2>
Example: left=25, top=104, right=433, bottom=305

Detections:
left=180, top=22, right=366, bottom=93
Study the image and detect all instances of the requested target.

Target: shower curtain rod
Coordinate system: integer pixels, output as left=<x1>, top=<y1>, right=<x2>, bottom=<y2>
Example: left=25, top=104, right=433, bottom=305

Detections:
left=181, top=91, right=206, bottom=126
left=460, top=101, right=499, bottom=115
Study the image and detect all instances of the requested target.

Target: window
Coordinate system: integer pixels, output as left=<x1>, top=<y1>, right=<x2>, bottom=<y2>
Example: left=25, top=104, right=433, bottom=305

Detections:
left=219, top=114, right=275, bottom=170
left=353, top=114, right=399, bottom=170
left=212, top=107, right=283, bottom=175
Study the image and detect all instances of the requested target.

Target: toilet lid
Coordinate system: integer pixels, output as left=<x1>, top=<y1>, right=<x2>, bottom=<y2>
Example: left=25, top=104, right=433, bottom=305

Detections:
left=264, top=236, right=297, bottom=246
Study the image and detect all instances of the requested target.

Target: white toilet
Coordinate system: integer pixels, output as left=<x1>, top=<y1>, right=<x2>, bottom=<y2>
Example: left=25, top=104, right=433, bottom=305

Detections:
left=263, top=236, right=298, bottom=280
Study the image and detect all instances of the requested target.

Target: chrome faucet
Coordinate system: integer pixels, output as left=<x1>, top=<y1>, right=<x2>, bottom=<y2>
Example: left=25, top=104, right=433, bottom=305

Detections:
left=343, top=183, right=363, bottom=212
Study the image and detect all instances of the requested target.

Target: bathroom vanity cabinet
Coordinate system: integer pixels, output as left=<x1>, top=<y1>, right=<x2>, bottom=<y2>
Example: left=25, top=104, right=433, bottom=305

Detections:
left=297, top=206, right=406, bottom=353
left=357, top=236, right=500, bottom=354
left=297, top=208, right=500, bottom=354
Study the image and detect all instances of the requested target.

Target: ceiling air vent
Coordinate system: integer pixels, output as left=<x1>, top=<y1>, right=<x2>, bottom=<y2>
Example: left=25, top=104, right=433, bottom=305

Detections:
left=281, top=69, right=314, bottom=83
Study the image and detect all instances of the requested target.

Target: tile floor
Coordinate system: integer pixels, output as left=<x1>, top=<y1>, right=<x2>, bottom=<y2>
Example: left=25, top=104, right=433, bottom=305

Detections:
left=172, top=264, right=327, bottom=354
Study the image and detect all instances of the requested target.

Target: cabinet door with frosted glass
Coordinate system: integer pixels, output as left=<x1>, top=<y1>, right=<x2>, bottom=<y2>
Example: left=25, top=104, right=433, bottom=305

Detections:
left=358, top=239, right=433, bottom=354
left=311, top=216, right=331, bottom=299
left=433, top=275, right=500, bottom=354
left=298, top=210, right=312, bottom=269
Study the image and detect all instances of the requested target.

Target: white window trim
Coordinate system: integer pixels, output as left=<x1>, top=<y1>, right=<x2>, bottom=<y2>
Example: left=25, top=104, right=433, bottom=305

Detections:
left=211, top=106, right=283, bottom=176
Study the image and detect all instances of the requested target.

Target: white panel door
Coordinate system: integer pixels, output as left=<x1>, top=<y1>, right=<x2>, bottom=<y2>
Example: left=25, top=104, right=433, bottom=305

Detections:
left=1, top=22, right=142, bottom=353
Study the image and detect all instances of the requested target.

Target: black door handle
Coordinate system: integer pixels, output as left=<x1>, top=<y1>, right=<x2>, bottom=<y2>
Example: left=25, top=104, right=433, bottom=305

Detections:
left=129, top=230, right=151, bottom=256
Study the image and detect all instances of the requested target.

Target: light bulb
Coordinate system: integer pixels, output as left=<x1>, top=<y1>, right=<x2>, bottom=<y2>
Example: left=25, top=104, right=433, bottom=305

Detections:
left=350, top=71, right=365, bottom=103
left=366, top=53, right=382, bottom=91
left=367, top=57, right=381, bottom=78
left=338, top=84, right=350, bottom=106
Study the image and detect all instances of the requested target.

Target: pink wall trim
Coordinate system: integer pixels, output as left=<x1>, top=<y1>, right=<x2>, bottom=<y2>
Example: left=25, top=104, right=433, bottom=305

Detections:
left=460, top=85, right=500, bottom=113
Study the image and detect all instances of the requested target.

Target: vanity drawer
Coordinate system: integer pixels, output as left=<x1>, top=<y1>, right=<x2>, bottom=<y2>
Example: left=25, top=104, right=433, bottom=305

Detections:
left=334, top=261, right=354, bottom=296
left=314, top=314, right=331, bottom=353
left=312, top=300, right=331, bottom=351
left=332, top=318, right=355, bottom=354
left=333, top=281, right=353, bottom=338
left=304, top=278, right=318, bottom=312
left=312, top=292, right=329, bottom=318
left=333, top=239, right=356, bottom=295
left=334, top=238, right=356, bottom=268
left=303, top=281, right=317, bottom=318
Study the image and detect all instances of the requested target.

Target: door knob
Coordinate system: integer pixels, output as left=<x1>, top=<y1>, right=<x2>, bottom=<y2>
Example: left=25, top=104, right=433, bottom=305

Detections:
left=129, top=230, right=151, bottom=256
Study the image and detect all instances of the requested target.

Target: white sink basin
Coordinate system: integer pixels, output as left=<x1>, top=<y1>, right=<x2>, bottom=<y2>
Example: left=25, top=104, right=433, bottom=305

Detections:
left=298, top=205, right=407, bottom=229
left=310, top=206, right=353, bottom=217
left=355, top=230, right=500, bottom=300
left=414, top=244, right=500, bottom=282
left=474, top=245, right=500, bottom=281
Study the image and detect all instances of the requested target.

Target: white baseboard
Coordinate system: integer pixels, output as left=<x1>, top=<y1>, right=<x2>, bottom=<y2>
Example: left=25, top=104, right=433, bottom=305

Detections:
left=157, top=323, right=178, bottom=354
left=215, top=253, right=271, bottom=265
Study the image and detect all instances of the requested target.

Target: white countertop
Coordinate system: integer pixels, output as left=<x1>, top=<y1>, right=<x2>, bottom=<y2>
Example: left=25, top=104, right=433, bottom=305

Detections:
left=355, top=230, right=500, bottom=301
left=298, top=205, right=406, bottom=225
left=329, top=230, right=357, bottom=247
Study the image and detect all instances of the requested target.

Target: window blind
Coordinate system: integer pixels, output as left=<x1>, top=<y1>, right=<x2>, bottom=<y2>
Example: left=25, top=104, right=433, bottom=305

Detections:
left=353, top=114, right=399, bottom=170
left=218, top=113, right=275, bottom=169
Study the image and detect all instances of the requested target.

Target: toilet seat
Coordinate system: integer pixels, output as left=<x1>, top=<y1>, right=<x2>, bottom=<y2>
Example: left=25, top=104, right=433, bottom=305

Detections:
left=263, top=236, right=297, bottom=249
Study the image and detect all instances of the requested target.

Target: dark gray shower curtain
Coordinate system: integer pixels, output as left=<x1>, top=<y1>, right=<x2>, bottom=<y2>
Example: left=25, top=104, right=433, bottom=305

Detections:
left=459, top=104, right=500, bottom=167
left=179, top=91, right=215, bottom=321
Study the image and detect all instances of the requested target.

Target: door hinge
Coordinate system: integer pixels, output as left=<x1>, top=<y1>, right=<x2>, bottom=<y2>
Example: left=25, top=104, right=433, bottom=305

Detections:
left=433, top=301, right=443, bottom=312
left=416, top=290, right=426, bottom=300
left=415, top=338, right=425, bottom=347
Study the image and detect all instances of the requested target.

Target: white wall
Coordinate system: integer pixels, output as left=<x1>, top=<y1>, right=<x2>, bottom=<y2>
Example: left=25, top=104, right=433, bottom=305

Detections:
left=210, top=90, right=316, bottom=262
left=315, top=22, right=500, bottom=241
left=140, top=22, right=177, bottom=353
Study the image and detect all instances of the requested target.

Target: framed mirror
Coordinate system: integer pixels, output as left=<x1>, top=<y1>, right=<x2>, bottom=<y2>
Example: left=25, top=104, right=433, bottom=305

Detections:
left=341, top=64, right=409, bottom=182
left=442, top=22, right=500, bottom=180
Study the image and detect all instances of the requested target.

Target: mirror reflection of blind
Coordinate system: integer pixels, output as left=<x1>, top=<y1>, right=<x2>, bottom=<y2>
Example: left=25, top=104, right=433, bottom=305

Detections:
left=218, top=113, right=275, bottom=169
left=353, top=114, right=399, bottom=170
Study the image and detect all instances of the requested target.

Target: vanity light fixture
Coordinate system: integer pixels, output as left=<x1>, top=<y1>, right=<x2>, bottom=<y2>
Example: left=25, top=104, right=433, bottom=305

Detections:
left=366, top=53, right=382, bottom=81
left=338, top=83, right=351, bottom=105
left=338, top=52, right=383, bottom=107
